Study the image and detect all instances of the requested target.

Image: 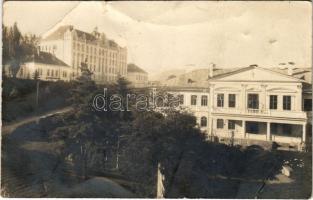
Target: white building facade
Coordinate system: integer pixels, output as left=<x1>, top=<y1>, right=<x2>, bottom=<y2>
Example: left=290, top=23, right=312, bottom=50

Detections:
left=5, top=51, right=72, bottom=82
left=40, top=26, right=127, bottom=84
left=164, top=66, right=311, bottom=151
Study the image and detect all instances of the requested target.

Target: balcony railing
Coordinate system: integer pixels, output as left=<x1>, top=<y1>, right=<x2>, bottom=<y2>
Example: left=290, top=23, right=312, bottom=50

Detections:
left=212, top=107, right=307, bottom=119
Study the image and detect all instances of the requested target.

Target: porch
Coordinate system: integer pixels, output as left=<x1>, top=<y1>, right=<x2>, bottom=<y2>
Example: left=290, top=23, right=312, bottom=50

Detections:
left=211, top=118, right=306, bottom=146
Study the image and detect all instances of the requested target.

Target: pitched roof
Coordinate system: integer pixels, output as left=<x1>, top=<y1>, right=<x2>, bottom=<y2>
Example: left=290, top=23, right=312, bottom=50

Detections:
left=24, top=51, right=69, bottom=67
left=127, top=64, right=147, bottom=74
left=209, top=65, right=303, bottom=82
left=271, top=67, right=312, bottom=83
left=43, top=25, right=73, bottom=41
left=42, top=25, right=121, bottom=49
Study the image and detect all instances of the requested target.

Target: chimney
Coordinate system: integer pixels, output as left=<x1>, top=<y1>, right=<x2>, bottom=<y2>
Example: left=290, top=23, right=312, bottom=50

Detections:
left=287, top=66, right=294, bottom=76
left=287, top=62, right=295, bottom=76
left=208, top=63, right=215, bottom=78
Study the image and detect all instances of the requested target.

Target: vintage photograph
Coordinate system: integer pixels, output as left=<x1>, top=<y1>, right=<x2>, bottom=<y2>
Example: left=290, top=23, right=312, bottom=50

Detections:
left=1, top=1, right=312, bottom=198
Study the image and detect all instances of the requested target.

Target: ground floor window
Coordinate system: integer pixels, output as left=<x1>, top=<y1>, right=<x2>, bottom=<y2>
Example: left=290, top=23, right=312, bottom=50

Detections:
left=217, top=119, right=224, bottom=129
left=271, top=123, right=302, bottom=137
left=200, top=116, right=207, bottom=127
left=228, top=120, right=236, bottom=130
left=246, top=122, right=259, bottom=134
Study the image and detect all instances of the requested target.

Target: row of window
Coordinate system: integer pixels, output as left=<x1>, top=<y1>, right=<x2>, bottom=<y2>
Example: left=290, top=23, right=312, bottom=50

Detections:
left=136, top=75, right=148, bottom=81
left=217, top=94, right=236, bottom=107
left=46, top=69, right=68, bottom=78
left=20, top=68, right=68, bottom=78
left=217, top=119, right=235, bottom=130
left=216, top=93, right=292, bottom=111
left=40, top=45, right=56, bottom=52
left=73, top=42, right=126, bottom=61
left=73, top=53, right=126, bottom=69
left=190, top=95, right=208, bottom=106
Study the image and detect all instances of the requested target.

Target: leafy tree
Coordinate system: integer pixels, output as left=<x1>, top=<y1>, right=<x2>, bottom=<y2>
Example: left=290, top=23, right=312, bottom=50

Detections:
left=2, top=23, right=39, bottom=78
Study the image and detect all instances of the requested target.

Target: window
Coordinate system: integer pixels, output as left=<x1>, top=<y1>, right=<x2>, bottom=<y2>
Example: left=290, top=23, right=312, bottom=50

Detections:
left=200, top=117, right=207, bottom=127
left=55, top=70, right=58, bottom=77
left=47, top=69, right=50, bottom=76
left=51, top=70, right=54, bottom=77
left=191, top=95, right=197, bottom=105
left=228, top=120, right=236, bottom=130
left=228, top=94, right=236, bottom=108
left=283, top=96, right=291, bottom=110
left=178, top=95, right=184, bottom=105
left=246, top=122, right=259, bottom=134
left=304, top=99, right=312, bottom=111
left=217, top=94, right=224, bottom=107
left=270, top=95, right=277, bottom=110
left=201, top=95, right=208, bottom=106
left=217, top=119, right=224, bottom=129
left=248, top=94, right=259, bottom=109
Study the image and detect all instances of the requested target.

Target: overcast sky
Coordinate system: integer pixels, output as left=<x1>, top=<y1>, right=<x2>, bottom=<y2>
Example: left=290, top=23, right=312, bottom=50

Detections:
left=3, top=1, right=312, bottom=74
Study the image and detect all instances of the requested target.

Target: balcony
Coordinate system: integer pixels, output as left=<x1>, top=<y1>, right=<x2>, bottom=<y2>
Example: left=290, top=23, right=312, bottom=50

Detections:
left=212, top=107, right=307, bottom=119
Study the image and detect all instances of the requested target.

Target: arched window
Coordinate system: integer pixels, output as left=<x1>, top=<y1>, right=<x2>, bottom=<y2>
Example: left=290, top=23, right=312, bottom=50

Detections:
left=200, top=116, right=207, bottom=127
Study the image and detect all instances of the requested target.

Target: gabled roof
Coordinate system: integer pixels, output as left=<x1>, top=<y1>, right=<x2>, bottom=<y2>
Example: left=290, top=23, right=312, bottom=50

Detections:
left=43, top=25, right=73, bottom=41
left=127, top=64, right=147, bottom=74
left=24, top=51, right=69, bottom=67
left=209, top=65, right=304, bottom=82
left=42, top=25, right=122, bottom=49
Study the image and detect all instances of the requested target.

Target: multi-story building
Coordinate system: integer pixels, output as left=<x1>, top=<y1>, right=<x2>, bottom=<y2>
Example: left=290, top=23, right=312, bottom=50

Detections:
left=161, top=65, right=312, bottom=151
left=4, top=51, right=72, bottom=82
left=127, top=63, right=148, bottom=88
left=39, top=26, right=127, bottom=84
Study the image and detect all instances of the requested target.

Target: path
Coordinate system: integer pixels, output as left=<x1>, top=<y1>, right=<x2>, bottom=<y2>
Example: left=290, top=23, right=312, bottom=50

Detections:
left=2, top=106, right=72, bottom=135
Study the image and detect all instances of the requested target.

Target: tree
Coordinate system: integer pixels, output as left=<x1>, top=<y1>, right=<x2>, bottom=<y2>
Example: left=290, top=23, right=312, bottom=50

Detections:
left=2, top=23, right=39, bottom=78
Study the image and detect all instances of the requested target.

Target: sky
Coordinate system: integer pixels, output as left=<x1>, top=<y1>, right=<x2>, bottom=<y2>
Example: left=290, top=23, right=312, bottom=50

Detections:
left=3, top=1, right=312, bottom=75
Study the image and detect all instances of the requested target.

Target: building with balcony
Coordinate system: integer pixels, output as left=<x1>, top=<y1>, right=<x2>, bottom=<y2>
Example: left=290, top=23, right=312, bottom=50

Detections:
left=161, top=65, right=312, bottom=151
left=39, top=26, right=127, bottom=84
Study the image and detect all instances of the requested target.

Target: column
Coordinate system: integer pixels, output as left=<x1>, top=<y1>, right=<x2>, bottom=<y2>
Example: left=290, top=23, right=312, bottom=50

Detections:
left=267, top=122, right=271, bottom=141
left=242, top=120, right=246, bottom=138
left=241, top=84, right=247, bottom=111
left=302, top=123, right=306, bottom=142
left=261, top=84, right=267, bottom=112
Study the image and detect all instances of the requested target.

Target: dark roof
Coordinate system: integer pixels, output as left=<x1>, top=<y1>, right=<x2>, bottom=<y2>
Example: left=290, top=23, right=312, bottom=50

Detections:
left=127, top=64, right=147, bottom=74
left=43, top=26, right=73, bottom=41
left=43, top=25, right=122, bottom=49
left=24, top=51, right=69, bottom=67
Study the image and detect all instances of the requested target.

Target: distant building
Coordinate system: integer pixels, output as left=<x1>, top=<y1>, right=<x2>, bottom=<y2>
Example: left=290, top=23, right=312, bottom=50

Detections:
left=39, top=25, right=127, bottom=84
left=5, top=51, right=72, bottom=82
left=127, top=63, right=148, bottom=88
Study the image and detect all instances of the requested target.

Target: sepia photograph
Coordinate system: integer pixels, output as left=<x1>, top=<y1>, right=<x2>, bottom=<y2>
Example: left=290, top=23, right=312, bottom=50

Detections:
left=1, top=1, right=312, bottom=198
